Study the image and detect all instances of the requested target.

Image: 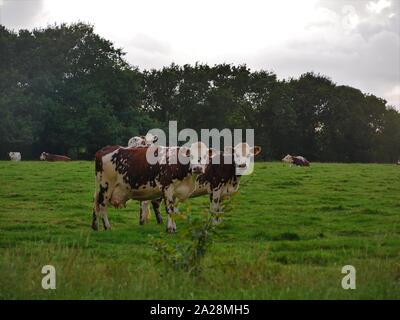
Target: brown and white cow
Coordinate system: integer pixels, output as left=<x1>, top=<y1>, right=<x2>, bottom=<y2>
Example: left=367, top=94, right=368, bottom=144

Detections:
left=143, top=143, right=262, bottom=223
left=40, top=152, right=71, bottom=162
left=282, top=154, right=310, bottom=166
left=92, top=142, right=214, bottom=233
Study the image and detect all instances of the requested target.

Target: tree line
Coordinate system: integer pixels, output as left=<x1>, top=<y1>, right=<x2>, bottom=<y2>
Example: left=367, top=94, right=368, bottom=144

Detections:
left=1, top=23, right=399, bottom=162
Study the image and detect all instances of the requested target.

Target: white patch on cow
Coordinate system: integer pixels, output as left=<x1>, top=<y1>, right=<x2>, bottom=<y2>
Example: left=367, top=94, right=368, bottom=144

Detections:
left=144, top=133, right=158, bottom=145
left=282, top=154, right=293, bottom=164
left=295, top=156, right=307, bottom=162
left=128, top=136, right=146, bottom=147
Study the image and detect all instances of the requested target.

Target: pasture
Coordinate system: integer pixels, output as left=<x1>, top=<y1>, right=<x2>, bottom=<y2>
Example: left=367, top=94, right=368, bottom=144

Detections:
left=0, top=161, right=399, bottom=299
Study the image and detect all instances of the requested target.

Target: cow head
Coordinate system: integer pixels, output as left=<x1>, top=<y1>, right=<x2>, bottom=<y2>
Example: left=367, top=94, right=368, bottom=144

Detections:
left=40, top=152, right=48, bottom=160
left=180, top=142, right=216, bottom=174
left=128, top=136, right=147, bottom=147
left=128, top=133, right=158, bottom=147
left=282, top=154, right=293, bottom=164
left=144, top=133, right=158, bottom=145
left=224, top=143, right=262, bottom=174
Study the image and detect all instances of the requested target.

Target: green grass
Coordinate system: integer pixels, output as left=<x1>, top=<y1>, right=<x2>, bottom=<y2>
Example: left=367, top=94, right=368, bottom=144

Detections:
left=0, top=161, right=399, bottom=299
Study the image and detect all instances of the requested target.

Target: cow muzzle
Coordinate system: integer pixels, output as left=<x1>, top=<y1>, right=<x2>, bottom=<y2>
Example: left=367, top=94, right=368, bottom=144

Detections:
left=191, top=165, right=204, bottom=174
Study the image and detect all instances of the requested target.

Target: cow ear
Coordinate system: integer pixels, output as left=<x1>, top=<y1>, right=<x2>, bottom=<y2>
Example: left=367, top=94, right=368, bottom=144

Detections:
left=224, top=146, right=234, bottom=154
left=251, top=146, right=262, bottom=156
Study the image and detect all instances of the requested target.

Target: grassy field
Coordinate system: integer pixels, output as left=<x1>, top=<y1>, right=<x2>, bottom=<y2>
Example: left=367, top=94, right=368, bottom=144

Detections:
left=0, top=161, right=399, bottom=299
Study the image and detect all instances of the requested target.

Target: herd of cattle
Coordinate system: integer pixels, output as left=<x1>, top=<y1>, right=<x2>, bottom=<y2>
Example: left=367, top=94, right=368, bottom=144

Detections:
left=7, top=139, right=400, bottom=232
left=8, top=152, right=71, bottom=162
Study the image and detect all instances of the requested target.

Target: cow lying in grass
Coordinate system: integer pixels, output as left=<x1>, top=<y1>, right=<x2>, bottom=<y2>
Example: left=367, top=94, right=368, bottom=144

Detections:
left=40, top=152, right=71, bottom=161
left=282, top=154, right=310, bottom=166
left=92, top=142, right=214, bottom=233
left=140, top=143, right=262, bottom=224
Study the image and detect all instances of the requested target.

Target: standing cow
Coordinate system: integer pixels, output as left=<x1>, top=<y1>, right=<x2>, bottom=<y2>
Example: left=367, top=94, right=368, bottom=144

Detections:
left=92, top=142, right=214, bottom=233
left=141, top=143, right=262, bottom=224
left=8, top=152, right=21, bottom=161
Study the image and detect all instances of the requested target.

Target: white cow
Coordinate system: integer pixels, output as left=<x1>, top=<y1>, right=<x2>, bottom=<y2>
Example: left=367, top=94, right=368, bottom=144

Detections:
left=8, top=152, right=21, bottom=161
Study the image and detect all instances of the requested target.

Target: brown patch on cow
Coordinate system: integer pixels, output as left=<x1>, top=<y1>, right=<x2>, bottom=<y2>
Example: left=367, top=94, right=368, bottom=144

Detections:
left=198, top=153, right=237, bottom=189
left=98, top=182, right=109, bottom=207
left=293, top=156, right=310, bottom=166
left=110, top=147, right=191, bottom=191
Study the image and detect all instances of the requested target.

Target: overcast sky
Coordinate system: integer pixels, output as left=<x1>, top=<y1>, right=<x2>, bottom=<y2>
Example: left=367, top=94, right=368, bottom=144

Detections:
left=1, top=0, right=399, bottom=109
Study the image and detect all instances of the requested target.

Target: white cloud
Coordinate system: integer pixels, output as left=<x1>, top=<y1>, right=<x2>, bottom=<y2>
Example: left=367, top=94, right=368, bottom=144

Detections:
left=0, top=0, right=399, bottom=109
left=366, top=0, right=391, bottom=14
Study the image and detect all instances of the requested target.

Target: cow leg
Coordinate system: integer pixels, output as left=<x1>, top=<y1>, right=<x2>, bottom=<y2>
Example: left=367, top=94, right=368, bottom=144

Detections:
left=91, top=208, right=99, bottom=231
left=92, top=191, right=100, bottom=231
left=101, top=208, right=111, bottom=230
left=152, top=198, right=163, bottom=224
left=93, top=180, right=112, bottom=231
left=210, top=190, right=223, bottom=224
left=164, top=189, right=177, bottom=233
left=139, top=201, right=151, bottom=225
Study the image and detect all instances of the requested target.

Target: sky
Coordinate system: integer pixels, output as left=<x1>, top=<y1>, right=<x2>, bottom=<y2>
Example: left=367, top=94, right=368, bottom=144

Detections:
left=0, top=0, right=399, bottom=109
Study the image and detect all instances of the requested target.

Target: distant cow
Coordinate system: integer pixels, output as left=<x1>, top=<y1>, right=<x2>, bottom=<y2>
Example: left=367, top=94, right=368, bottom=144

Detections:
left=92, top=142, right=214, bottom=233
left=40, top=152, right=71, bottom=162
left=8, top=152, right=21, bottom=161
left=128, top=133, right=158, bottom=148
left=282, top=154, right=310, bottom=166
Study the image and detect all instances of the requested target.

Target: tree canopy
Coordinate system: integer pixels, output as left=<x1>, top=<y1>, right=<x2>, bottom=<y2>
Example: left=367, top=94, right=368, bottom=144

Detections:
left=1, top=23, right=399, bottom=162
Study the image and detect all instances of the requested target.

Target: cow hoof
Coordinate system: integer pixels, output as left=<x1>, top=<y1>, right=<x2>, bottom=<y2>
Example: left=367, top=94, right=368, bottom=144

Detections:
left=212, top=217, right=223, bottom=224
left=166, top=227, right=176, bottom=233
left=156, top=217, right=163, bottom=224
left=91, top=223, right=99, bottom=231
